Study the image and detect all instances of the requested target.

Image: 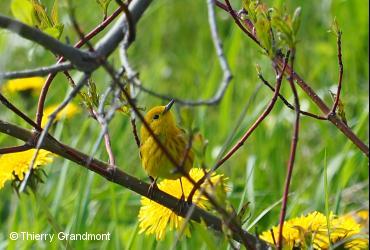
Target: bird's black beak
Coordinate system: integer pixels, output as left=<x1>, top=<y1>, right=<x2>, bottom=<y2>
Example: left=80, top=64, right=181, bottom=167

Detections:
left=163, top=99, right=175, bottom=114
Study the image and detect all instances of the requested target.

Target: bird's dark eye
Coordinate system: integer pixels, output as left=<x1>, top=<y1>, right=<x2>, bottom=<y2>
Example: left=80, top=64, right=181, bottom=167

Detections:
left=153, top=114, right=160, bottom=120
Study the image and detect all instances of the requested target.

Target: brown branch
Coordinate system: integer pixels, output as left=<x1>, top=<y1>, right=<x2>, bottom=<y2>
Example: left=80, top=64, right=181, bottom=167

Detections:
left=0, top=119, right=267, bottom=248
left=123, top=0, right=233, bottom=107
left=70, top=14, right=205, bottom=218
left=0, top=15, right=96, bottom=72
left=0, top=92, right=42, bottom=131
left=95, top=59, right=258, bottom=248
left=258, top=73, right=326, bottom=120
left=19, top=74, right=90, bottom=192
left=0, top=62, right=73, bottom=80
left=188, top=51, right=291, bottom=204
left=283, top=62, right=369, bottom=156
left=0, top=144, right=31, bottom=154
left=115, top=0, right=136, bottom=46
left=130, top=118, right=141, bottom=147
left=330, top=31, right=343, bottom=114
left=223, top=0, right=261, bottom=47
left=35, top=4, right=129, bottom=126
left=277, top=50, right=300, bottom=250
left=215, top=2, right=369, bottom=157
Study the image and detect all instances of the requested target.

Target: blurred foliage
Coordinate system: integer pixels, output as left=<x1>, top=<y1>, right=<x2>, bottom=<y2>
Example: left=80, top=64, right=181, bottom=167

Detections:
left=10, top=0, right=64, bottom=39
left=0, top=0, right=368, bottom=249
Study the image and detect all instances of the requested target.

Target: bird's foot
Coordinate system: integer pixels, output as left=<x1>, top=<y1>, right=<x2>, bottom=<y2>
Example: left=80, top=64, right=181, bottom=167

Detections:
left=147, top=177, right=158, bottom=200
left=107, top=165, right=116, bottom=180
left=175, top=193, right=189, bottom=214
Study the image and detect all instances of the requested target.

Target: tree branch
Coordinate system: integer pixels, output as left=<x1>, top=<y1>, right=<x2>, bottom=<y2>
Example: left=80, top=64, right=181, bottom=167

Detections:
left=277, top=50, right=300, bottom=250
left=35, top=0, right=152, bottom=126
left=0, top=15, right=96, bottom=72
left=215, top=1, right=369, bottom=157
left=0, top=62, right=73, bottom=80
left=0, top=119, right=267, bottom=248
left=0, top=144, right=31, bottom=154
left=0, top=92, right=42, bottom=131
left=258, top=73, right=326, bottom=120
left=330, top=31, right=343, bottom=114
left=188, top=51, right=291, bottom=204
left=95, top=0, right=153, bottom=57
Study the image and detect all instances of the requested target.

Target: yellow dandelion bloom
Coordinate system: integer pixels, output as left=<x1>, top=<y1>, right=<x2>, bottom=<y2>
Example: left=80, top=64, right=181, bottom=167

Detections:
left=331, top=214, right=368, bottom=250
left=0, top=149, right=54, bottom=188
left=260, top=211, right=369, bottom=249
left=1, top=77, right=45, bottom=93
left=260, top=211, right=328, bottom=249
left=138, top=168, right=229, bottom=240
left=41, top=103, right=80, bottom=127
left=346, top=210, right=369, bottom=231
left=356, top=210, right=369, bottom=221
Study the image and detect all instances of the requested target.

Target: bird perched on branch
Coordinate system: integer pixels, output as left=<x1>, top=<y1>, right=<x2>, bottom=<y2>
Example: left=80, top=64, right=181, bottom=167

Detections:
left=140, top=100, right=194, bottom=197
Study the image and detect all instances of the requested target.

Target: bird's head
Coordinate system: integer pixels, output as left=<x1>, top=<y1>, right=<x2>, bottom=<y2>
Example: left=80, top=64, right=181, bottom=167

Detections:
left=141, top=100, right=177, bottom=137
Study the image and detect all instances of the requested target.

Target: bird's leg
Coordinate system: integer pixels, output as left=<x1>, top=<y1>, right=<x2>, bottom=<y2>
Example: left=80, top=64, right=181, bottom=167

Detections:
left=147, top=176, right=158, bottom=199
left=107, top=164, right=116, bottom=177
left=179, top=178, right=185, bottom=201
left=175, top=178, right=187, bottom=214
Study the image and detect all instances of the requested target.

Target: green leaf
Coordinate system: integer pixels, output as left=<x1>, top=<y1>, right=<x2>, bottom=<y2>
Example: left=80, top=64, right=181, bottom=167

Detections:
left=96, top=0, right=112, bottom=17
left=329, top=17, right=341, bottom=37
left=11, top=0, right=35, bottom=25
left=43, top=24, right=63, bottom=39
left=329, top=90, right=348, bottom=125
left=292, top=7, right=302, bottom=35
left=256, top=18, right=272, bottom=54
left=87, top=79, right=100, bottom=108
left=31, top=0, right=52, bottom=29
left=51, top=0, right=60, bottom=25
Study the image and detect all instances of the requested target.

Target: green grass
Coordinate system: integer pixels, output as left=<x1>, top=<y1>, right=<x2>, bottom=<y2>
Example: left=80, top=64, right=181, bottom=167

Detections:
left=0, top=0, right=368, bottom=249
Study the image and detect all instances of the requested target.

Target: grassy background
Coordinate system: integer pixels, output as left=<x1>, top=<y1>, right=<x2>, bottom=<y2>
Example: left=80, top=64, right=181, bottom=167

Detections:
left=0, top=0, right=368, bottom=249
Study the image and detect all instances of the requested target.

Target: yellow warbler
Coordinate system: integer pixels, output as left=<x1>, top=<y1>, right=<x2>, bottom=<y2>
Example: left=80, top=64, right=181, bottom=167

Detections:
left=140, top=100, right=194, bottom=190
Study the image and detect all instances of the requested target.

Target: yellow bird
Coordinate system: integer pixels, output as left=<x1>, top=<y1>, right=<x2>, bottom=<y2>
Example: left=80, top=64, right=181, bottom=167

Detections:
left=140, top=100, right=194, bottom=195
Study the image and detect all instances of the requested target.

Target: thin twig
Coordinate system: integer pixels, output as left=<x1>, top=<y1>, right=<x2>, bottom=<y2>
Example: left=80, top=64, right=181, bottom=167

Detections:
left=215, top=1, right=369, bottom=156
left=0, top=119, right=267, bottom=248
left=223, top=0, right=261, bottom=47
left=130, top=118, right=141, bottom=147
left=188, top=51, right=291, bottom=203
left=330, top=31, right=343, bottom=114
left=277, top=49, right=300, bottom=250
left=0, top=144, right=31, bottom=154
left=258, top=73, right=326, bottom=120
left=0, top=92, right=42, bottom=131
left=19, top=74, right=90, bottom=192
left=118, top=22, right=141, bottom=147
left=0, top=15, right=96, bottom=72
left=86, top=89, right=121, bottom=169
left=92, top=105, right=117, bottom=166
left=100, top=59, right=257, bottom=248
left=115, top=0, right=136, bottom=46
left=123, top=0, right=232, bottom=106
left=69, top=10, right=121, bottom=167
left=35, top=3, right=137, bottom=126
left=0, top=62, right=73, bottom=80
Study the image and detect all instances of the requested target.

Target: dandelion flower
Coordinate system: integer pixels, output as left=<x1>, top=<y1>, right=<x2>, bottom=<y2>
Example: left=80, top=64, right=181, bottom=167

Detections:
left=0, top=149, right=54, bottom=188
left=138, top=168, right=228, bottom=240
left=260, top=211, right=328, bottom=249
left=260, top=211, right=369, bottom=249
left=41, top=103, right=80, bottom=127
left=346, top=210, right=369, bottom=231
left=1, top=77, right=45, bottom=94
left=330, top=214, right=369, bottom=250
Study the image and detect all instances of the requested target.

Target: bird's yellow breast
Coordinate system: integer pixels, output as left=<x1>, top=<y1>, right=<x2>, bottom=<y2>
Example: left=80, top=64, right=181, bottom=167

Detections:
left=140, top=104, right=194, bottom=179
left=140, top=130, right=194, bottom=180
